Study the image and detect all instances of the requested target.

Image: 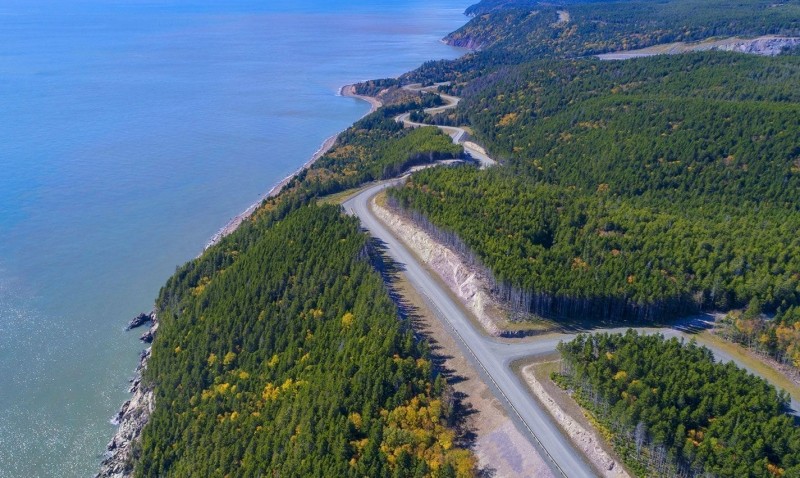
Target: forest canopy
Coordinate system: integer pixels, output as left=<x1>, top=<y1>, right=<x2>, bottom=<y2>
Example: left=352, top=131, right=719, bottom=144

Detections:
left=136, top=204, right=474, bottom=477
left=556, top=331, right=800, bottom=477
left=389, top=53, right=800, bottom=321
left=129, top=0, right=800, bottom=474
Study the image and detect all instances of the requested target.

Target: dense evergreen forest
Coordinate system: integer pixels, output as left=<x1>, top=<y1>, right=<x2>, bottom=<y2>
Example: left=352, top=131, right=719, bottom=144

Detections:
left=389, top=52, right=800, bottom=321
left=127, top=0, right=800, bottom=475
left=556, top=332, right=800, bottom=477
left=403, top=0, right=800, bottom=84
left=136, top=204, right=474, bottom=477
left=719, top=301, right=800, bottom=372
left=130, top=83, right=473, bottom=477
left=285, top=97, right=462, bottom=199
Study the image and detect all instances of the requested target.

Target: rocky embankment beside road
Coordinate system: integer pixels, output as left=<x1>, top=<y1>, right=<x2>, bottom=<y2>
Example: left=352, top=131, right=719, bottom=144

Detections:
left=97, top=311, right=158, bottom=478
left=373, top=198, right=506, bottom=336
left=521, top=364, right=630, bottom=478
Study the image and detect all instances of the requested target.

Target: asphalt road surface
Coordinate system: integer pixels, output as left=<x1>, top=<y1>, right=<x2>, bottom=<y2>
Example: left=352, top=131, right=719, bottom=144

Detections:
left=344, top=180, right=800, bottom=477
left=345, top=180, right=594, bottom=477
left=396, top=86, right=496, bottom=168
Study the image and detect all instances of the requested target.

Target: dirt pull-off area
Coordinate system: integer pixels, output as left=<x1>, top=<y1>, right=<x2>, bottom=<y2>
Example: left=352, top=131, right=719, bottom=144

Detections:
left=372, top=196, right=508, bottom=336
left=521, top=363, right=630, bottom=478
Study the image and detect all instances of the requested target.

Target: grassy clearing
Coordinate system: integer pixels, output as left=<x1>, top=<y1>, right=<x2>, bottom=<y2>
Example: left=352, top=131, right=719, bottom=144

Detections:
left=373, top=190, right=388, bottom=207
left=316, top=185, right=371, bottom=205
left=503, top=316, right=558, bottom=334
left=695, top=330, right=800, bottom=401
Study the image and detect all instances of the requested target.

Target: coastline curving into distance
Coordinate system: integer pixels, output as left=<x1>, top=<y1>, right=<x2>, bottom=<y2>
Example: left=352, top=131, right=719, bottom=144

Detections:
left=394, top=84, right=496, bottom=169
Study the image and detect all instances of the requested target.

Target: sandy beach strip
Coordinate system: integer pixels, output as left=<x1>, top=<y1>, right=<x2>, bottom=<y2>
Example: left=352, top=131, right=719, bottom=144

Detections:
left=339, top=84, right=383, bottom=112
left=203, top=85, right=382, bottom=251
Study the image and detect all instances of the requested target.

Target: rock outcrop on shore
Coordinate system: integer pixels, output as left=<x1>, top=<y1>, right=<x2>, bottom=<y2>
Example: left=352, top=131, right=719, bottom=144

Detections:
left=444, top=35, right=485, bottom=50
left=97, top=312, right=159, bottom=478
left=124, top=312, right=152, bottom=331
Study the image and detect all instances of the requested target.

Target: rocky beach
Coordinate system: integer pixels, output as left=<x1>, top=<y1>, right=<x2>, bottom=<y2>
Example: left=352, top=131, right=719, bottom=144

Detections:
left=98, top=84, right=384, bottom=477
left=97, top=312, right=157, bottom=478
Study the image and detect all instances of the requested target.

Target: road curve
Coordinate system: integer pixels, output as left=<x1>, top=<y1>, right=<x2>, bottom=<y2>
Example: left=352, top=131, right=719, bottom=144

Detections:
left=344, top=180, right=595, bottom=478
left=344, top=180, right=800, bottom=476
left=397, top=85, right=497, bottom=169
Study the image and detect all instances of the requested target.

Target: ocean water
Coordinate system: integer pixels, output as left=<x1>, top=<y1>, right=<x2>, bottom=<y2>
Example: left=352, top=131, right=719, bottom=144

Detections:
left=0, top=1, right=468, bottom=475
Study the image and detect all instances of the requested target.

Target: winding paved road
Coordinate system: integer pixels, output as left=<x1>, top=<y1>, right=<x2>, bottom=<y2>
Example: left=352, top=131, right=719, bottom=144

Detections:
left=345, top=181, right=593, bottom=478
left=344, top=180, right=800, bottom=478
left=396, top=85, right=496, bottom=168
left=343, top=83, right=800, bottom=476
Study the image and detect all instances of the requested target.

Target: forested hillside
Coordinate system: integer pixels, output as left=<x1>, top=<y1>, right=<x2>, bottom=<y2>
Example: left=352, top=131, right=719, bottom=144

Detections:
left=136, top=204, right=474, bottom=477
left=389, top=52, right=800, bottom=321
left=556, top=332, right=800, bottom=476
left=403, top=0, right=800, bottom=89
left=452, top=0, right=798, bottom=64
left=128, top=85, right=474, bottom=476
left=286, top=98, right=462, bottom=198
left=123, top=0, right=800, bottom=475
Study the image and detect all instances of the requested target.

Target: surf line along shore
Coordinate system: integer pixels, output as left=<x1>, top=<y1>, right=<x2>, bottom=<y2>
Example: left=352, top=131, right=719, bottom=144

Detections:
left=98, top=84, right=383, bottom=478
left=203, top=84, right=382, bottom=251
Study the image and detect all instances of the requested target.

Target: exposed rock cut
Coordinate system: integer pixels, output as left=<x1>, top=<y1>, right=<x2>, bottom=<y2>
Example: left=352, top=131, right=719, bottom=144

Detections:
left=522, top=364, right=630, bottom=478
left=373, top=199, right=505, bottom=336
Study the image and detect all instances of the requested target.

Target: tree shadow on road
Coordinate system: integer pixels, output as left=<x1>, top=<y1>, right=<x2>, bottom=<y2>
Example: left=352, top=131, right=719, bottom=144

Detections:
left=366, top=235, right=492, bottom=471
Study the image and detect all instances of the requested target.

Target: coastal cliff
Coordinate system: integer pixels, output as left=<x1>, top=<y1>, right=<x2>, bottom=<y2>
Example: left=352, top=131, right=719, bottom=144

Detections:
left=96, top=312, right=158, bottom=478
left=444, top=35, right=486, bottom=50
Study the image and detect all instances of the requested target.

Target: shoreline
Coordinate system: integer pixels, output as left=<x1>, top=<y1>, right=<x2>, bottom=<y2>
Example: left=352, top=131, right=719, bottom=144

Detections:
left=97, top=313, right=158, bottom=478
left=203, top=84, right=382, bottom=251
left=98, top=86, right=384, bottom=478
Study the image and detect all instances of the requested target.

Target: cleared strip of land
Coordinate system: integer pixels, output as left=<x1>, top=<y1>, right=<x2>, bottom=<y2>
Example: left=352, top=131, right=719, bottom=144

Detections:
left=598, top=35, right=800, bottom=60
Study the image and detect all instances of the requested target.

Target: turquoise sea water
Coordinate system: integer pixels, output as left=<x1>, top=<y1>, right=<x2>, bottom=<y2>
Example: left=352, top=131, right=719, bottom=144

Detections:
left=0, top=1, right=468, bottom=475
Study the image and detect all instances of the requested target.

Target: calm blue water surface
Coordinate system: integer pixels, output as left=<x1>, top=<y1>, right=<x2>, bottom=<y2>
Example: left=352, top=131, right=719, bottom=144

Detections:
left=0, top=1, right=468, bottom=475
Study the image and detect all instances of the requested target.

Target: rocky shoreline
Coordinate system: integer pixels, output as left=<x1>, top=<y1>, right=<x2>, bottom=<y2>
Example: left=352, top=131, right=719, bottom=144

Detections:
left=97, top=84, right=383, bottom=477
left=96, top=312, right=158, bottom=478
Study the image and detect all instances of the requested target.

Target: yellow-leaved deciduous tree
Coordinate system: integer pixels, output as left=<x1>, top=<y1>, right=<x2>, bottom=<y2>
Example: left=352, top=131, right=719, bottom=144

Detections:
left=381, top=395, right=475, bottom=477
left=262, top=378, right=306, bottom=402
left=267, top=354, right=279, bottom=368
left=766, top=461, right=785, bottom=477
left=191, top=276, right=211, bottom=296
left=348, top=412, right=362, bottom=431
left=262, top=382, right=280, bottom=402
left=341, top=312, right=355, bottom=328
